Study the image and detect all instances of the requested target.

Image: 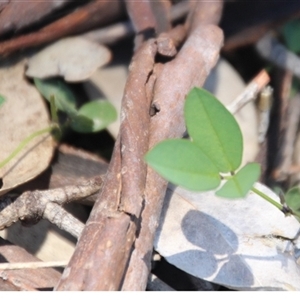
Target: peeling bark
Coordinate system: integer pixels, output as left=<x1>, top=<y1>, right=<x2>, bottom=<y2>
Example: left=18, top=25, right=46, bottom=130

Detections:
left=122, top=23, right=224, bottom=292
left=55, top=0, right=224, bottom=291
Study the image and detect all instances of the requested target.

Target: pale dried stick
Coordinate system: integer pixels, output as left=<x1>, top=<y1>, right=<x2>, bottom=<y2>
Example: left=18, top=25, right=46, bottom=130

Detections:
left=0, top=261, right=68, bottom=270
left=257, top=86, right=274, bottom=143
left=227, top=69, right=270, bottom=114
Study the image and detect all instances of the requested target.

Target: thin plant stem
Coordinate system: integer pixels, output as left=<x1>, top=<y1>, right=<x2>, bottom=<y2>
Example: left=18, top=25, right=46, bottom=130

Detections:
left=222, top=175, right=300, bottom=219
left=50, top=95, right=59, bottom=124
left=251, top=186, right=300, bottom=220
left=0, top=126, right=53, bottom=169
left=251, top=186, right=283, bottom=211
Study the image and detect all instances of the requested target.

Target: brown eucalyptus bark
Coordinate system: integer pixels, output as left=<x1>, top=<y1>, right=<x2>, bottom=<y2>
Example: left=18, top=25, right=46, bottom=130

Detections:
left=55, top=0, right=224, bottom=291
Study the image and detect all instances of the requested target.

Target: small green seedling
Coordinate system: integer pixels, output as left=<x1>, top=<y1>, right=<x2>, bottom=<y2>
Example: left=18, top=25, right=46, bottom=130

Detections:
left=34, top=78, right=117, bottom=133
left=0, top=78, right=117, bottom=170
left=145, top=87, right=300, bottom=221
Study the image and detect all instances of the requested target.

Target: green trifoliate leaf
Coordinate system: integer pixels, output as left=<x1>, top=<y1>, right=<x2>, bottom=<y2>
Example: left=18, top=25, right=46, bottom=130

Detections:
left=70, top=100, right=117, bottom=133
left=34, top=78, right=77, bottom=116
left=145, top=139, right=221, bottom=191
left=216, top=163, right=261, bottom=199
left=184, top=87, right=243, bottom=173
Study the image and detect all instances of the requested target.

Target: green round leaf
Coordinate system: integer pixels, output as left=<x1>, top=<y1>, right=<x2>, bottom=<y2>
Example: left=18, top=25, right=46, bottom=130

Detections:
left=34, top=78, right=77, bottom=115
left=184, top=87, right=243, bottom=173
left=145, top=139, right=221, bottom=191
left=216, top=163, right=261, bottom=199
left=70, top=100, right=117, bottom=133
left=285, top=186, right=300, bottom=213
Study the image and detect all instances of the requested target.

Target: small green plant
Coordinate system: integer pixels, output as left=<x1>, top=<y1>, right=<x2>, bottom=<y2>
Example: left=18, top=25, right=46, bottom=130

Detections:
left=145, top=87, right=300, bottom=221
left=34, top=78, right=117, bottom=133
left=0, top=78, right=117, bottom=170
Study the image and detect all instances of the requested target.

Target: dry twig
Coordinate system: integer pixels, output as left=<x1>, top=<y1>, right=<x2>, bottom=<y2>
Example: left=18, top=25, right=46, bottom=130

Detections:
left=0, top=261, right=68, bottom=270
left=0, top=176, right=103, bottom=238
left=227, top=70, right=270, bottom=114
left=55, top=0, right=224, bottom=291
left=81, top=1, right=189, bottom=45
left=272, top=94, right=300, bottom=181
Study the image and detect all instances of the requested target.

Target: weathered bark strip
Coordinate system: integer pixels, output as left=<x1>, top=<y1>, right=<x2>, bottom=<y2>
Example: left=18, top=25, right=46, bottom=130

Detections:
left=157, top=24, right=187, bottom=57
left=81, top=1, right=189, bottom=46
left=124, top=0, right=157, bottom=34
left=122, top=24, right=224, bottom=292
left=121, top=0, right=224, bottom=290
left=0, top=0, right=125, bottom=57
left=186, top=0, right=223, bottom=31
left=56, top=0, right=224, bottom=291
left=149, top=0, right=172, bottom=34
left=55, top=40, right=158, bottom=291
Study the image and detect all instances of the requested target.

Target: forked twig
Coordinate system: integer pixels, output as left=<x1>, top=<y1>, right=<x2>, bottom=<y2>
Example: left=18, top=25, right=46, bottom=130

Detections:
left=0, top=176, right=103, bottom=238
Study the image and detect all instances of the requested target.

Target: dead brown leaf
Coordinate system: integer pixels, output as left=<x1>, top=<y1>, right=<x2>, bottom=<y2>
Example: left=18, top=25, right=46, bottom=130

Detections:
left=0, top=58, right=55, bottom=196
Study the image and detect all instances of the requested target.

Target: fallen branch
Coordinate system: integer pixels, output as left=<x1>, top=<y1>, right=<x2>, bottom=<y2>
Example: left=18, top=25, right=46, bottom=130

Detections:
left=0, top=176, right=103, bottom=238
left=272, top=94, right=300, bottom=181
left=56, top=37, right=159, bottom=291
left=81, top=0, right=189, bottom=45
left=55, top=0, right=224, bottom=291
left=122, top=10, right=224, bottom=293
left=226, top=69, right=270, bottom=114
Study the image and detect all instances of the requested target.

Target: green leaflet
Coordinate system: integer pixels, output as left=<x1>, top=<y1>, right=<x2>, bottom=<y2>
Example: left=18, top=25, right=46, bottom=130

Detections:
left=34, top=78, right=77, bottom=115
left=184, top=88, right=243, bottom=173
left=70, top=100, right=117, bottom=133
left=145, top=139, right=220, bottom=191
left=34, top=78, right=117, bottom=133
left=216, top=163, right=261, bottom=199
